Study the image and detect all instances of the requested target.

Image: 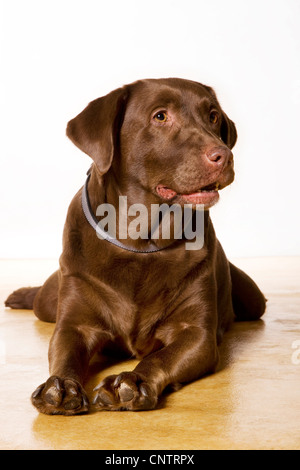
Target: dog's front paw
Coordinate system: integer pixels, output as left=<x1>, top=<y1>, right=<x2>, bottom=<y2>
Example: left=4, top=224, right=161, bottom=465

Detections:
left=31, top=375, right=89, bottom=415
left=93, top=372, right=157, bottom=411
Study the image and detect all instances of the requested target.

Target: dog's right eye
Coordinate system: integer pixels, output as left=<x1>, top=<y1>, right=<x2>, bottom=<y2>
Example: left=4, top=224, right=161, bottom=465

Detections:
left=153, top=111, right=168, bottom=123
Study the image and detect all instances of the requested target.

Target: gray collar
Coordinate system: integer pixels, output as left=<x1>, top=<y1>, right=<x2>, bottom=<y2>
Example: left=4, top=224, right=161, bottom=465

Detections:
left=81, top=172, right=170, bottom=254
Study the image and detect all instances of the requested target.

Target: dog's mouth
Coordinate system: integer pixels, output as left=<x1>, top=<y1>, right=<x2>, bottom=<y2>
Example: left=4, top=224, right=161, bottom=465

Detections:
left=155, top=182, right=221, bottom=207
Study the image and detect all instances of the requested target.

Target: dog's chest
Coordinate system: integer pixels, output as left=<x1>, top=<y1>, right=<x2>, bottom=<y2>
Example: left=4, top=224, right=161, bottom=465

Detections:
left=105, top=263, right=190, bottom=356
left=92, top=248, right=206, bottom=357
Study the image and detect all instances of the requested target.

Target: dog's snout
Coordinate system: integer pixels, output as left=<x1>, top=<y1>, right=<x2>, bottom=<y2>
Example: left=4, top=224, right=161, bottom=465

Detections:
left=205, top=146, right=233, bottom=166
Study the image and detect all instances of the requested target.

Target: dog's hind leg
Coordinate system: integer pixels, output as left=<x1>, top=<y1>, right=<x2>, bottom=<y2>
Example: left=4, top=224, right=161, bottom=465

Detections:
left=229, top=262, right=266, bottom=321
left=5, top=286, right=41, bottom=310
left=5, top=270, right=59, bottom=323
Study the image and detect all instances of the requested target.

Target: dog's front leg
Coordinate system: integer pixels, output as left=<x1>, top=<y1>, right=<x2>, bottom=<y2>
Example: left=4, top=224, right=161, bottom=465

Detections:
left=93, top=325, right=219, bottom=411
left=31, top=292, right=110, bottom=415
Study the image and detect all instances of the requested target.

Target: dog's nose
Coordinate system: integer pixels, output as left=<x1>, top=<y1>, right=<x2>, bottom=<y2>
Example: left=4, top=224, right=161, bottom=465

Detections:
left=205, top=146, right=233, bottom=166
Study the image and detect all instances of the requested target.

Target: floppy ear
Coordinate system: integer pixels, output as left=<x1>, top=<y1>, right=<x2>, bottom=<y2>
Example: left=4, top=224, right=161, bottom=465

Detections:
left=66, top=86, right=129, bottom=175
left=220, top=112, right=237, bottom=149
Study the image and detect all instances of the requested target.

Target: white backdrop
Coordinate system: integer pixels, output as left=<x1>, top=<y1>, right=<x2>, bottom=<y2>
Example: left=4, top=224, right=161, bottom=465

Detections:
left=1, top=0, right=300, bottom=258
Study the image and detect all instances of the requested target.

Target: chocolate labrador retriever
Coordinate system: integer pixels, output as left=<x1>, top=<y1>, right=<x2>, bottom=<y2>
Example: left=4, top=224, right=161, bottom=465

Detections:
left=5, top=78, right=266, bottom=415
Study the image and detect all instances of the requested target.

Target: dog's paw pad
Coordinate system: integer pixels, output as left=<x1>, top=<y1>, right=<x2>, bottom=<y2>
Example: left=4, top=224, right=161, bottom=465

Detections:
left=93, top=372, right=157, bottom=411
left=117, top=382, right=135, bottom=402
left=31, top=376, right=89, bottom=415
left=44, top=378, right=62, bottom=406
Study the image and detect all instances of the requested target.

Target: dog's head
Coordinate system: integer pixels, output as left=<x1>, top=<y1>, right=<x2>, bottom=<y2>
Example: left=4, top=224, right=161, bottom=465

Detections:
left=67, top=78, right=237, bottom=209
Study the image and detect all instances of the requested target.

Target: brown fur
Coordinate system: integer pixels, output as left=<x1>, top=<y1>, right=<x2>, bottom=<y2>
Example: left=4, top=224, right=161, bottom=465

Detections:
left=5, top=78, right=266, bottom=414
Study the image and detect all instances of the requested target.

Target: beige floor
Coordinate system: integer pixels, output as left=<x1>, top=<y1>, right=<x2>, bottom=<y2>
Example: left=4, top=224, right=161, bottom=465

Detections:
left=0, top=257, right=299, bottom=450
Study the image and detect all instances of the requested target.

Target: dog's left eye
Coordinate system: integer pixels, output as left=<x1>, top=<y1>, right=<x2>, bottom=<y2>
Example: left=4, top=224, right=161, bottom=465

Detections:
left=209, top=111, right=219, bottom=124
left=153, top=111, right=168, bottom=123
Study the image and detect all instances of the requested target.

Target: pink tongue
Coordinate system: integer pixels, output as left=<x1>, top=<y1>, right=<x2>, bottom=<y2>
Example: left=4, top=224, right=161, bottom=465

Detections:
left=156, top=185, right=177, bottom=200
